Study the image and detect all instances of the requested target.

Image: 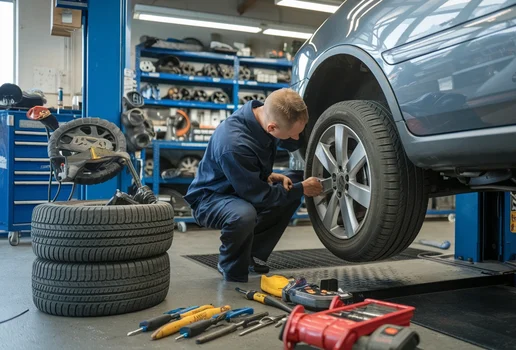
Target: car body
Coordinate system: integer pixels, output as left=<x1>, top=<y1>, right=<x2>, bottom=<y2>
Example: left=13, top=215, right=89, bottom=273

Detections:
left=290, top=0, right=516, bottom=261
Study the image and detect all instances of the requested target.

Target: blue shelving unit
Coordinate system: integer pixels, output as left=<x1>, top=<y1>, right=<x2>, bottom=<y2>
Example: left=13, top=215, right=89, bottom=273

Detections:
left=135, top=45, right=303, bottom=231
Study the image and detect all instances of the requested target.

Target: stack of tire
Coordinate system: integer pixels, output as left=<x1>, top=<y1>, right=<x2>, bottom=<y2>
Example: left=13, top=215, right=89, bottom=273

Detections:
left=30, top=200, right=174, bottom=317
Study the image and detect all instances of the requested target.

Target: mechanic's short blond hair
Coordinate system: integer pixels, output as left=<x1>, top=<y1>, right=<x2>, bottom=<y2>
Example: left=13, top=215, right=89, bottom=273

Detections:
left=263, top=88, right=308, bottom=128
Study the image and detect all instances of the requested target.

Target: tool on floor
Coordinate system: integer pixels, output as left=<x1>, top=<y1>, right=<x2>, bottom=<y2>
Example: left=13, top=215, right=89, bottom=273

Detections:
left=353, top=324, right=420, bottom=350
left=127, top=305, right=214, bottom=336
left=239, top=314, right=287, bottom=336
left=175, top=307, right=254, bottom=340
left=151, top=305, right=231, bottom=340
left=260, top=275, right=292, bottom=297
left=195, top=312, right=269, bottom=344
left=236, top=287, right=293, bottom=313
left=163, top=305, right=199, bottom=315
left=418, top=239, right=451, bottom=250
left=281, top=296, right=416, bottom=350
left=282, top=277, right=353, bottom=311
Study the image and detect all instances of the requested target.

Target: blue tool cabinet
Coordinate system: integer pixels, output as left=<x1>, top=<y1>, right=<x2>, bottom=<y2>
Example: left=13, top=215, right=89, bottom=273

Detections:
left=0, top=109, right=81, bottom=244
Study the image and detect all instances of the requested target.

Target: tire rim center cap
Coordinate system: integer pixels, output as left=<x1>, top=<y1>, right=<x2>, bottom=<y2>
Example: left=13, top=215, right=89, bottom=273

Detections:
left=334, top=172, right=348, bottom=194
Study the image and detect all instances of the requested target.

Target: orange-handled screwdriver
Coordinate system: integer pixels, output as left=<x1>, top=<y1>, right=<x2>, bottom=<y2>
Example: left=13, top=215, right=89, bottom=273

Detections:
left=177, top=304, right=215, bottom=318
left=151, top=305, right=231, bottom=340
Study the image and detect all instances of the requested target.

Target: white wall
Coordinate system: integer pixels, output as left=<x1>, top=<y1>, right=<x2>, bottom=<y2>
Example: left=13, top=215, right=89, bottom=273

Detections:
left=18, top=0, right=82, bottom=107
left=16, top=0, right=329, bottom=107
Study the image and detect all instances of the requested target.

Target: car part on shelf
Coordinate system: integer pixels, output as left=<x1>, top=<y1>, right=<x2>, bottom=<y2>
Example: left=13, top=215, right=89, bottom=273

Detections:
left=165, top=87, right=182, bottom=100
left=304, top=101, right=428, bottom=262
left=121, top=109, right=156, bottom=152
left=192, top=89, right=209, bottom=102
left=239, top=66, right=252, bottom=80
left=145, top=159, right=154, bottom=176
left=178, top=156, right=200, bottom=177
left=32, top=254, right=171, bottom=316
left=180, top=87, right=191, bottom=101
left=278, top=70, right=291, bottom=83
left=165, top=110, right=191, bottom=140
left=48, top=117, right=127, bottom=185
left=122, top=108, right=146, bottom=127
left=123, top=91, right=145, bottom=109
left=239, top=94, right=256, bottom=105
left=156, top=55, right=181, bottom=74
left=202, top=64, right=219, bottom=78
left=140, top=84, right=160, bottom=100
left=181, top=63, right=196, bottom=76
left=253, top=93, right=266, bottom=103
left=217, top=64, right=233, bottom=79
left=140, top=60, right=156, bottom=73
left=140, top=35, right=203, bottom=51
left=210, top=90, right=230, bottom=104
left=31, top=200, right=174, bottom=262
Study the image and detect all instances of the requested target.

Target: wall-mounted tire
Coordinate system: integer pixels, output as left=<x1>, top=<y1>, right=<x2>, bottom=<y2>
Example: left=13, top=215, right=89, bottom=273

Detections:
left=31, top=201, right=174, bottom=263
left=32, top=254, right=170, bottom=317
left=304, top=100, right=429, bottom=262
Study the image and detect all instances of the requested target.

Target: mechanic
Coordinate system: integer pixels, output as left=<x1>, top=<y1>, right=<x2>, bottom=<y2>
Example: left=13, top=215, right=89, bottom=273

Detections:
left=184, top=88, right=323, bottom=282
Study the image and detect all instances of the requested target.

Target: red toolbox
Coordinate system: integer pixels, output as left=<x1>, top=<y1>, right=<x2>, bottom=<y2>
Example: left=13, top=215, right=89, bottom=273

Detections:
left=282, top=296, right=415, bottom=350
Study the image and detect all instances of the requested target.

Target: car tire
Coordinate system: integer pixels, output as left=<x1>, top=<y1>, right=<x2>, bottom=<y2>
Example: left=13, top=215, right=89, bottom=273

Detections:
left=31, top=200, right=174, bottom=262
left=305, top=100, right=428, bottom=261
left=32, top=254, right=170, bottom=317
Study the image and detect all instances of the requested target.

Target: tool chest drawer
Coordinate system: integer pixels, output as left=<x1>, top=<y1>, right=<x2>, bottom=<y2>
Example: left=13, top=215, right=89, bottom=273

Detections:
left=0, top=109, right=81, bottom=235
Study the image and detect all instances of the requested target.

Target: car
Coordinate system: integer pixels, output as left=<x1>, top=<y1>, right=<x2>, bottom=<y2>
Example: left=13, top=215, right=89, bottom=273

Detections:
left=289, top=0, right=516, bottom=262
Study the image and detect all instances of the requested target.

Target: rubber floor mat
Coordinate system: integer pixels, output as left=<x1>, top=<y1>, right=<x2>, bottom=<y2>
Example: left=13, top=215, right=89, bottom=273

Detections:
left=183, top=247, right=429, bottom=271
left=388, top=285, right=516, bottom=350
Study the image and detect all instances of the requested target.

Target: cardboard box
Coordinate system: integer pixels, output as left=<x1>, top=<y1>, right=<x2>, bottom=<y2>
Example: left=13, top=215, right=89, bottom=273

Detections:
left=51, top=0, right=82, bottom=37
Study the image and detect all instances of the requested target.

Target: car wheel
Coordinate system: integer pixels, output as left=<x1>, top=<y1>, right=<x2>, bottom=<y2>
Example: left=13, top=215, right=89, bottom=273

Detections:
left=32, top=254, right=170, bottom=317
left=31, top=200, right=174, bottom=262
left=305, top=101, right=428, bottom=261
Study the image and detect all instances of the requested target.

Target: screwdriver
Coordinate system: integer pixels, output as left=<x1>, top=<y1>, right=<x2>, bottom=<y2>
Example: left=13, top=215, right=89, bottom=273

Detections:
left=175, top=312, right=228, bottom=340
left=236, top=287, right=293, bottom=313
left=176, top=307, right=254, bottom=340
left=126, top=305, right=214, bottom=336
left=151, top=305, right=231, bottom=340
left=195, top=312, right=269, bottom=344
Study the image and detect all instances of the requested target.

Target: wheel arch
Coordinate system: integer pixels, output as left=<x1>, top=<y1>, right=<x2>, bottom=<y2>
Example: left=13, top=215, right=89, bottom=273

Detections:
left=300, top=45, right=404, bottom=147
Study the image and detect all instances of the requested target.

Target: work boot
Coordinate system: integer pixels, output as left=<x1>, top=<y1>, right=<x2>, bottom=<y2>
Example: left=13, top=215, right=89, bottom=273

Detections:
left=217, top=263, right=248, bottom=283
left=249, top=257, right=270, bottom=274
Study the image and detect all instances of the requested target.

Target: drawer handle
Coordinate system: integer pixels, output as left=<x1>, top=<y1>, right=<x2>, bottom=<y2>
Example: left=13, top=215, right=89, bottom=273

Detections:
left=14, top=181, right=74, bottom=185
left=14, top=171, right=51, bottom=175
left=14, top=158, right=49, bottom=162
left=14, top=200, right=48, bottom=205
left=14, top=141, right=48, bottom=146
left=15, top=131, right=49, bottom=136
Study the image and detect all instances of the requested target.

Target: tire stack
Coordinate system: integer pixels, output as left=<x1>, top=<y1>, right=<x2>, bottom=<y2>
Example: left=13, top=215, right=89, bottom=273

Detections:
left=31, top=200, right=174, bottom=317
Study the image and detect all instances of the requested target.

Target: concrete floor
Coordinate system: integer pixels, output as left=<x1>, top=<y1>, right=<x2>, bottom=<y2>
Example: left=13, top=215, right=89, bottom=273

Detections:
left=0, top=219, right=482, bottom=350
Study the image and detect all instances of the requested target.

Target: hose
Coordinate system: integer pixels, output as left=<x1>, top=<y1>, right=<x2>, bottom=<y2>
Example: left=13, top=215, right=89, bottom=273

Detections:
left=175, top=110, right=191, bottom=138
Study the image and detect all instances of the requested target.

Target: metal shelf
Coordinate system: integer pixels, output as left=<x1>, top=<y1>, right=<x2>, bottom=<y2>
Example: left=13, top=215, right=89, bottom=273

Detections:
left=141, top=72, right=235, bottom=86
left=144, top=176, right=194, bottom=185
left=144, top=99, right=235, bottom=110
left=238, top=80, right=290, bottom=90
left=141, top=47, right=236, bottom=64
left=152, top=140, right=208, bottom=150
left=239, top=57, right=292, bottom=69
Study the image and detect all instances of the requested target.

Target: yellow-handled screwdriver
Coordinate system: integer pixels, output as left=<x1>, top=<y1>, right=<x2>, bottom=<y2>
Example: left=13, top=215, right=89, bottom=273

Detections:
left=236, top=287, right=293, bottom=313
left=151, top=305, right=231, bottom=340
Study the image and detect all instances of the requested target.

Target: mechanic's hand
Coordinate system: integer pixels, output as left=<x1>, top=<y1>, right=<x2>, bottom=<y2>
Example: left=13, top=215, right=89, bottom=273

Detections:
left=302, top=177, right=323, bottom=197
left=268, top=173, right=293, bottom=191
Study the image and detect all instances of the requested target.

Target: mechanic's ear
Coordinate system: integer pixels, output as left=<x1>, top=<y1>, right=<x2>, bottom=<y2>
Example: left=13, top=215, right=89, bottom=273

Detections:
left=267, top=123, right=278, bottom=133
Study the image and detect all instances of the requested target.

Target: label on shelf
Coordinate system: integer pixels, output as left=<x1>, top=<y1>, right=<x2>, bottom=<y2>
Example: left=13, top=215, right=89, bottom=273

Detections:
left=228, top=105, right=235, bottom=109
left=189, top=76, right=195, bottom=80
left=246, top=81, right=258, bottom=86
left=213, top=78, right=220, bottom=82
left=148, top=72, right=159, bottom=77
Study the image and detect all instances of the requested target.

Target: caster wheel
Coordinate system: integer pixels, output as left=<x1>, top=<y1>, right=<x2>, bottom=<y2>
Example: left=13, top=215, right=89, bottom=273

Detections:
left=177, top=222, right=187, bottom=233
left=8, top=231, right=20, bottom=246
left=448, top=214, right=456, bottom=223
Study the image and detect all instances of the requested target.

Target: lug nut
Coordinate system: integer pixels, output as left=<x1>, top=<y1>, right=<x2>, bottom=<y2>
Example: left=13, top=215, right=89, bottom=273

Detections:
left=332, top=173, right=337, bottom=181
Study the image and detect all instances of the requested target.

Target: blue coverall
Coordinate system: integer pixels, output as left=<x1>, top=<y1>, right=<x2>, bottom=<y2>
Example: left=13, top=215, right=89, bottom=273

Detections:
left=184, top=100, right=304, bottom=282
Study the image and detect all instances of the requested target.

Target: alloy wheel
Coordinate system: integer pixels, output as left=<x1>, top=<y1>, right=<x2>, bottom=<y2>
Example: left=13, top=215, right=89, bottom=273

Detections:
left=311, top=123, right=371, bottom=239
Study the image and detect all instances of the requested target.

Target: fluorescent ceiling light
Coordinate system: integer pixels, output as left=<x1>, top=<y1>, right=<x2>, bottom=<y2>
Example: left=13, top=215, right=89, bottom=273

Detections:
left=276, top=0, right=340, bottom=13
left=263, top=28, right=312, bottom=39
left=137, top=14, right=262, bottom=33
